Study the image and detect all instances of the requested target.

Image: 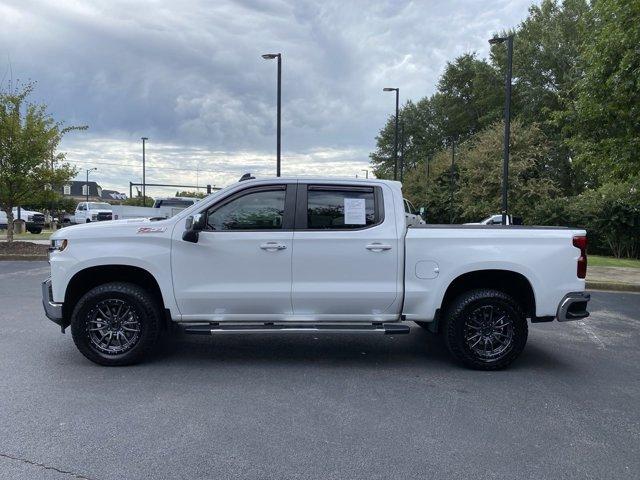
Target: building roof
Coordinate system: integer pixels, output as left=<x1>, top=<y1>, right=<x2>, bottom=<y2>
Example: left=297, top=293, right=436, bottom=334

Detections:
left=101, top=189, right=127, bottom=201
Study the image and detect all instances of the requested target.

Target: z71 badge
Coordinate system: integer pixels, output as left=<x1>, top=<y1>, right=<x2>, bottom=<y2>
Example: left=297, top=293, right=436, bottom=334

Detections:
left=137, top=227, right=167, bottom=234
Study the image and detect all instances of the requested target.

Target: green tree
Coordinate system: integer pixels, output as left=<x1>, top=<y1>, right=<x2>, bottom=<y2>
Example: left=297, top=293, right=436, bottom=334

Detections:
left=403, top=121, right=560, bottom=224
left=490, top=0, right=590, bottom=194
left=0, top=83, right=84, bottom=241
left=123, top=196, right=154, bottom=207
left=455, top=121, right=560, bottom=223
left=370, top=54, right=502, bottom=179
left=433, top=53, right=503, bottom=141
left=176, top=190, right=207, bottom=198
left=563, top=0, right=640, bottom=184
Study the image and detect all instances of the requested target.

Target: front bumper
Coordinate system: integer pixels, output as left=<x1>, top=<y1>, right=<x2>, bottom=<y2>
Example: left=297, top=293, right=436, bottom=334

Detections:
left=42, top=278, right=68, bottom=331
left=556, top=292, right=590, bottom=322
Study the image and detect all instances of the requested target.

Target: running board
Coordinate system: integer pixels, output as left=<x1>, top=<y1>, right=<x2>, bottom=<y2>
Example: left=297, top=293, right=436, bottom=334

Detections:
left=181, top=323, right=411, bottom=336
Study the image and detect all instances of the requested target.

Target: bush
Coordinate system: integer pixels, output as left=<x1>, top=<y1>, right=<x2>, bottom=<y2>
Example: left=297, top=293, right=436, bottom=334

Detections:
left=527, top=179, right=640, bottom=258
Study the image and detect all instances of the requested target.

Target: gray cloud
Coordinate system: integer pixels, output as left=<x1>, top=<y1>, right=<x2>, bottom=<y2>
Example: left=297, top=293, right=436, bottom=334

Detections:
left=1, top=0, right=537, bottom=194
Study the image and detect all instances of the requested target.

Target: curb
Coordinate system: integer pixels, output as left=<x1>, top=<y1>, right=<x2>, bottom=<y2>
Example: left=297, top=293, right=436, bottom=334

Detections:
left=0, top=254, right=48, bottom=261
left=586, top=280, right=640, bottom=293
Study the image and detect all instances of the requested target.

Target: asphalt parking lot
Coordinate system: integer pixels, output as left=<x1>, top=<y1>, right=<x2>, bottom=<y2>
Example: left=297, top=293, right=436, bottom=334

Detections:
left=1, top=261, right=639, bottom=480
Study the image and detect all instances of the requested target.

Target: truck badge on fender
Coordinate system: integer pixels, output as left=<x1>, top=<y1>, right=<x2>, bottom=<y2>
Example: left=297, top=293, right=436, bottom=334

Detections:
left=137, top=227, right=167, bottom=234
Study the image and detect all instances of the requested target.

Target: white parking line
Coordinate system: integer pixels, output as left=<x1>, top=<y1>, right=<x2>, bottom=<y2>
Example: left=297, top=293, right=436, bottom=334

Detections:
left=577, top=320, right=606, bottom=349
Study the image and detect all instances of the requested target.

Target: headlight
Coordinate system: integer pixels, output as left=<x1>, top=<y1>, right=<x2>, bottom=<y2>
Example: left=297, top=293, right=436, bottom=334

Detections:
left=49, top=239, right=68, bottom=252
left=28, top=215, right=34, bottom=221
left=92, top=214, right=98, bottom=220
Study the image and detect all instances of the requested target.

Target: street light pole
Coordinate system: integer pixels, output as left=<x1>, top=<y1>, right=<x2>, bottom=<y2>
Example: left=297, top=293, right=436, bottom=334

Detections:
left=489, top=34, right=514, bottom=225
left=86, top=168, right=97, bottom=203
left=450, top=139, right=455, bottom=224
left=141, top=137, right=148, bottom=206
left=262, top=53, right=282, bottom=177
left=399, top=121, right=405, bottom=182
left=383, top=87, right=399, bottom=180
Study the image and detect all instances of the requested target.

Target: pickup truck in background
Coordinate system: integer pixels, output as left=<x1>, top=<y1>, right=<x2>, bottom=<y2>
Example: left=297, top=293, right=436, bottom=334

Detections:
left=43, top=177, right=589, bottom=370
left=0, top=207, right=46, bottom=233
left=74, top=202, right=113, bottom=223
left=466, top=214, right=522, bottom=226
left=404, top=198, right=425, bottom=227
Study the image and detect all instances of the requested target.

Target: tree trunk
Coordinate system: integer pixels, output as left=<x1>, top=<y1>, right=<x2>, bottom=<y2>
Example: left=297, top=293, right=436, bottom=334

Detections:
left=4, top=207, right=14, bottom=243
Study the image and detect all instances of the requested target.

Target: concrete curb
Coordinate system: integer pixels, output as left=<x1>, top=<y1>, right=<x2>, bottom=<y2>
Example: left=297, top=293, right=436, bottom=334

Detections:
left=0, top=254, right=48, bottom=261
left=586, top=280, right=640, bottom=293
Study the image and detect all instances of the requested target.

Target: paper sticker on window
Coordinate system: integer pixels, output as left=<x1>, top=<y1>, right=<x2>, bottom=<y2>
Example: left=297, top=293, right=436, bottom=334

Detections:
left=344, top=197, right=366, bottom=225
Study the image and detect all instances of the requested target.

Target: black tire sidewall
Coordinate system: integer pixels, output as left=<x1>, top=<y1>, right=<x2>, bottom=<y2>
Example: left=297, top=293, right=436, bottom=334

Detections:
left=70, top=282, right=160, bottom=366
left=445, top=289, right=528, bottom=370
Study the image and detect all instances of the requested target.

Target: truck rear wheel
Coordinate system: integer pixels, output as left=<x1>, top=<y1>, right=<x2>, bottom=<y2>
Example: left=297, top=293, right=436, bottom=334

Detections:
left=70, top=282, right=162, bottom=366
left=444, top=289, right=528, bottom=370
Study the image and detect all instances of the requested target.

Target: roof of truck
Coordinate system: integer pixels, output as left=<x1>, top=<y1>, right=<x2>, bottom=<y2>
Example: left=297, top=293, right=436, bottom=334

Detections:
left=236, top=175, right=400, bottom=186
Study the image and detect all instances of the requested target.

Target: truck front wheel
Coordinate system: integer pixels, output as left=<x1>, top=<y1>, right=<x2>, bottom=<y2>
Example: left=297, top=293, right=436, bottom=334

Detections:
left=444, top=289, right=528, bottom=370
left=70, top=282, right=162, bottom=366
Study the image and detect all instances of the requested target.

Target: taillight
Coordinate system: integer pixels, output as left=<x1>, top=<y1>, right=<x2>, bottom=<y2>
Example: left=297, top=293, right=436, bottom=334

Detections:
left=573, top=235, right=587, bottom=279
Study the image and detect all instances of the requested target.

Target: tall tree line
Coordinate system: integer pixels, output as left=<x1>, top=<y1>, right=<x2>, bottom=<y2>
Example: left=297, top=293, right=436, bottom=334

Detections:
left=370, top=0, right=640, bottom=258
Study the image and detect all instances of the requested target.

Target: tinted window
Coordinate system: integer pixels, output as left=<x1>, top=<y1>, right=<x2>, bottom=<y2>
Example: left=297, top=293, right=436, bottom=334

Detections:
left=156, top=199, right=195, bottom=208
left=307, top=189, right=376, bottom=229
left=207, top=189, right=285, bottom=230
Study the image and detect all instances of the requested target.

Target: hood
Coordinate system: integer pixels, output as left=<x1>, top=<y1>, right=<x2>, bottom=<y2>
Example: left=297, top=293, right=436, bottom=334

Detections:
left=51, top=217, right=174, bottom=240
left=12, top=208, right=43, bottom=216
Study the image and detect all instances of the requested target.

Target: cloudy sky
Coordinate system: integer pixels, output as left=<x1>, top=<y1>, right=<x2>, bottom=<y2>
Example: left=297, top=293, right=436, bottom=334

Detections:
left=1, top=0, right=538, bottom=197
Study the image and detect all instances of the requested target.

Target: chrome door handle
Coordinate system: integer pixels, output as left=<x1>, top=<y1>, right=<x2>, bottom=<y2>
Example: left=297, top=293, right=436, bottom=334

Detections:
left=260, top=242, right=287, bottom=251
left=366, top=243, right=392, bottom=252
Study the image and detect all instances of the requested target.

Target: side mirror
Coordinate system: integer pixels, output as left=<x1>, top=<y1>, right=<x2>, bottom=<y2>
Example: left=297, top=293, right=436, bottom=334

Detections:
left=419, top=207, right=427, bottom=220
left=182, top=213, right=206, bottom=243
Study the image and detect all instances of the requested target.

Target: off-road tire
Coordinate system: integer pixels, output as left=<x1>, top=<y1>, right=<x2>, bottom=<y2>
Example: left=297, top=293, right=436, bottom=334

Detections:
left=70, top=282, right=162, bottom=366
left=444, top=289, right=528, bottom=370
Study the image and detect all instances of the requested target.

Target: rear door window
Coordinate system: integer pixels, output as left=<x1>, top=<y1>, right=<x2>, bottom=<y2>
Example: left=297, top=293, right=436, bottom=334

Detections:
left=304, top=186, right=379, bottom=229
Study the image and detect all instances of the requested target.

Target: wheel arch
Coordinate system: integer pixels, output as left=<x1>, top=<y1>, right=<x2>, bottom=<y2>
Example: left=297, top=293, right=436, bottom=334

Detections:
left=439, top=269, right=536, bottom=319
left=63, top=265, right=168, bottom=326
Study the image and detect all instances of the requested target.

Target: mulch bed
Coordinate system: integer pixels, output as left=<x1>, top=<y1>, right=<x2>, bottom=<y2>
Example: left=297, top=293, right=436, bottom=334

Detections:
left=0, top=241, right=49, bottom=257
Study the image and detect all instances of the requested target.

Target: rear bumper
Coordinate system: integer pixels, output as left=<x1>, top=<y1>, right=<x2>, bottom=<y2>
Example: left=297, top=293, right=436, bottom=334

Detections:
left=556, top=292, right=590, bottom=322
left=42, top=278, right=68, bottom=330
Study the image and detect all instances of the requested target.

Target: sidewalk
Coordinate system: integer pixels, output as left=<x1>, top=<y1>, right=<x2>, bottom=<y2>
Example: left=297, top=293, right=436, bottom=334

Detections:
left=0, top=238, right=50, bottom=245
left=587, top=266, right=640, bottom=292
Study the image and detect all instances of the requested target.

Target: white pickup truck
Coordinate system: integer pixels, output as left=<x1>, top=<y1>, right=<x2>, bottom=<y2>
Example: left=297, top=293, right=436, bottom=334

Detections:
left=43, top=177, right=590, bottom=370
left=73, top=202, right=114, bottom=224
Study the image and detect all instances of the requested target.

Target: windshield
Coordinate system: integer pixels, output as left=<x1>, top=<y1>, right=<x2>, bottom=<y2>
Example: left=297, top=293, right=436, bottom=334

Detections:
left=88, top=203, right=112, bottom=209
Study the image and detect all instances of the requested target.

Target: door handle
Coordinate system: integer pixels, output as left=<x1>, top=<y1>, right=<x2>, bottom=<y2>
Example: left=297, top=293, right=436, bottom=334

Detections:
left=260, top=242, right=287, bottom=251
left=366, top=243, right=392, bottom=252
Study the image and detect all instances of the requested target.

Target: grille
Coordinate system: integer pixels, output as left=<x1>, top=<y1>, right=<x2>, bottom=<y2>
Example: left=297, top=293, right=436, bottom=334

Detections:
left=97, top=212, right=113, bottom=221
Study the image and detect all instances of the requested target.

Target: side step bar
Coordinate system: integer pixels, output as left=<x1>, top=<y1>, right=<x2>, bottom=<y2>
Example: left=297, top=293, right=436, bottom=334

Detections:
left=182, top=323, right=411, bottom=336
